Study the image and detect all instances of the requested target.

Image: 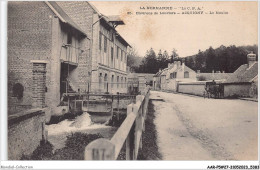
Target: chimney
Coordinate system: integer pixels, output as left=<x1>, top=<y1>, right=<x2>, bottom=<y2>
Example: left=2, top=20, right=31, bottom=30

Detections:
left=177, top=61, right=181, bottom=67
left=159, top=68, right=162, bottom=72
left=182, top=61, right=185, bottom=70
left=247, top=52, right=256, bottom=68
left=197, top=70, right=200, bottom=74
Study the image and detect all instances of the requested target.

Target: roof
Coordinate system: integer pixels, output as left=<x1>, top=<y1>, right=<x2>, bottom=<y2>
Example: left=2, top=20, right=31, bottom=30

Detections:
left=107, top=15, right=125, bottom=25
left=184, top=66, right=196, bottom=73
left=169, top=63, right=195, bottom=73
left=160, top=68, right=169, bottom=76
left=87, top=2, right=131, bottom=47
left=198, top=73, right=232, bottom=81
left=45, top=1, right=87, bottom=37
left=154, top=62, right=195, bottom=77
left=225, top=62, right=258, bottom=83
left=154, top=70, right=163, bottom=77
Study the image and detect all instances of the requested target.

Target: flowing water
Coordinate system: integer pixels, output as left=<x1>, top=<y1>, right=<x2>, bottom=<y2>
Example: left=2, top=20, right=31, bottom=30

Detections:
left=46, top=112, right=111, bottom=136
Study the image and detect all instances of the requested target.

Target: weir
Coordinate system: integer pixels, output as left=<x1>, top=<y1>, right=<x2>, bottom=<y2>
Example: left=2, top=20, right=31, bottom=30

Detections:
left=84, top=87, right=150, bottom=160
left=58, top=92, right=137, bottom=125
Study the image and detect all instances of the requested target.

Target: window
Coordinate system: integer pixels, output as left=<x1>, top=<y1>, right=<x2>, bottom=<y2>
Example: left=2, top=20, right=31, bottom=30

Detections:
left=99, top=32, right=102, bottom=50
left=170, top=72, right=177, bottom=79
left=67, top=33, right=72, bottom=44
left=125, top=77, right=127, bottom=88
left=13, top=83, right=24, bottom=99
left=111, top=33, right=114, bottom=42
left=184, top=71, right=189, bottom=78
left=111, top=47, right=114, bottom=67
left=117, top=47, right=119, bottom=59
left=117, top=76, right=119, bottom=88
left=111, top=75, right=114, bottom=88
left=104, top=73, right=108, bottom=89
left=104, top=37, right=107, bottom=52
left=121, top=77, right=123, bottom=88
left=121, top=50, right=123, bottom=61
left=99, top=73, right=102, bottom=89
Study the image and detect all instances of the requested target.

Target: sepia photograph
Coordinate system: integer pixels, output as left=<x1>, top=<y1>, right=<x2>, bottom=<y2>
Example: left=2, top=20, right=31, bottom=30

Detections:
left=1, top=0, right=259, bottom=167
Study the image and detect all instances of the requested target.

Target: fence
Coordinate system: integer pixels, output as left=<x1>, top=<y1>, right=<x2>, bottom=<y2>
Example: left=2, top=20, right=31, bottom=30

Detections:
left=61, top=92, right=137, bottom=115
left=62, top=81, right=147, bottom=96
left=84, top=87, right=150, bottom=160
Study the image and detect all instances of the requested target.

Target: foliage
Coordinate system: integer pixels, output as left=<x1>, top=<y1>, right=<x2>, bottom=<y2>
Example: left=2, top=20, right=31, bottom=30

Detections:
left=134, top=48, right=179, bottom=74
left=21, top=132, right=103, bottom=160
left=185, top=45, right=258, bottom=73
left=127, top=47, right=143, bottom=72
left=21, top=141, right=54, bottom=160
left=128, top=44, right=257, bottom=74
left=53, top=132, right=103, bottom=160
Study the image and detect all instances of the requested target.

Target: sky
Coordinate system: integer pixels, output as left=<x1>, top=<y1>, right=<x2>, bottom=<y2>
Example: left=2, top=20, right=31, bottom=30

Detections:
left=90, top=1, right=258, bottom=57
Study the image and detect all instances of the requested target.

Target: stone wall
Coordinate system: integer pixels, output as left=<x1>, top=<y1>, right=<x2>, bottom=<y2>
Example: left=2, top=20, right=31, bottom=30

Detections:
left=8, top=109, right=45, bottom=160
left=223, top=83, right=251, bottom=98
left=178, top=82, right=206, bottom=96
left=8, top=2, right=54, bottom=114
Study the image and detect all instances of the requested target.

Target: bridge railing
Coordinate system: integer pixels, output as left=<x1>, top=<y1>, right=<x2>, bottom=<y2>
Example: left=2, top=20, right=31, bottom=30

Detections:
left=84, top=87, right=150, bottom=160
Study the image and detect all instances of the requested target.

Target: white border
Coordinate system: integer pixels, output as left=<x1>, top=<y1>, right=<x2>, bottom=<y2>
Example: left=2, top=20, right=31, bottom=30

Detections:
left=1, top=0, right=259, bottom=169
left=0, top=0, right=8, bottom=161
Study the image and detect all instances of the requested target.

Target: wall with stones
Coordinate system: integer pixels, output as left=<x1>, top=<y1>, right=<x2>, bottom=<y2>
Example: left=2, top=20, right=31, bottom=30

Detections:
left=178, top=82, right=206, bottom=96
left=8, top=2, right=54, bottom=114
left=223, top=83, right=251, bottom=98
left=8, top=109, right=45, bottom=160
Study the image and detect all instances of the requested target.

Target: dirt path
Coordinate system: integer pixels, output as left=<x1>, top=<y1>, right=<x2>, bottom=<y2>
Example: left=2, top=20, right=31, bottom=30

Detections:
left=150, top=91, right=258, bottom=160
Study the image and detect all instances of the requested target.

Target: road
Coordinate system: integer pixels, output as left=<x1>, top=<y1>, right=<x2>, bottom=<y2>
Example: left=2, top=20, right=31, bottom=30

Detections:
left=150, top=91, right=258, bottom=160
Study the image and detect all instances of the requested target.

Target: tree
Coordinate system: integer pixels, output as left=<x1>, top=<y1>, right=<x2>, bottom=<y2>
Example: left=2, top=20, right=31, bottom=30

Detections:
left=127, top=47, right=142, bottom=72
left=205, top=46, right=217, bottom=72
left=194, top=50, right=204, bottom=72
left=170, top=48, right=179, bottom=62
left=136, top=48, right=158, bottom=73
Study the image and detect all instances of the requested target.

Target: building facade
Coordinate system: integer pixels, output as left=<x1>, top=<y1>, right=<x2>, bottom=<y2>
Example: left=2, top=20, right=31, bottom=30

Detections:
left=8, top=1, right=130, bottom=115
left=153, top=61, right=197, bottom=91
left=56, top=2, right=130, bottom=94
left=8, top=1, right=91, bottom=114
left=222, top=52, right=258, bottom=98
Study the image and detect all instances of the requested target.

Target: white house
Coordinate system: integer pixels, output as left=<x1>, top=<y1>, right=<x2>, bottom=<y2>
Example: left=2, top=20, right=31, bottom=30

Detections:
left=153, top=61, right=196, bottom=91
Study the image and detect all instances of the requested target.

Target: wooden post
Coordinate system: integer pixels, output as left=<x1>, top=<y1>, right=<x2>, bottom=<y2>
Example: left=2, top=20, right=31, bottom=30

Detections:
left=111, top=95, right=114, bottom=117
left=68, top=95, right=70, bottom=109
left=107, top=82, right=109, bottom=93
left=87, top=94, right=89, bottom=109
left=45, top=130, right=48, bottom=142
left=85, top=138, right=115, bottom=160
left=74, top=98, right=76, bottom=112
left=81, top=99, right=83, bottom=111
left=133, top=96, right=144, bottom=159
left=117, top=92, right=120, bottom=121
left=41, top=122, right=46, bottom=144
left=126, top=104, right=134, bottom=160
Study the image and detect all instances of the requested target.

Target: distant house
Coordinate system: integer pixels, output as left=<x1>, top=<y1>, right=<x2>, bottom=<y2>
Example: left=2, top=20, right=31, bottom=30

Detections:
left=153, top=69, right=163, bottom=90
left=222, top=52, right=258, bottom=98
left=153, top=61, right=196, bottom=91
left=128, top=73, right=154, bottom=94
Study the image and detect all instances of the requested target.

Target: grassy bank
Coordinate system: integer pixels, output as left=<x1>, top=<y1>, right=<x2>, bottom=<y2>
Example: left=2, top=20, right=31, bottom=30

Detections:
left=21, top=132, right=103, bottom=160
left=137, top=100, right=162, bottom=160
